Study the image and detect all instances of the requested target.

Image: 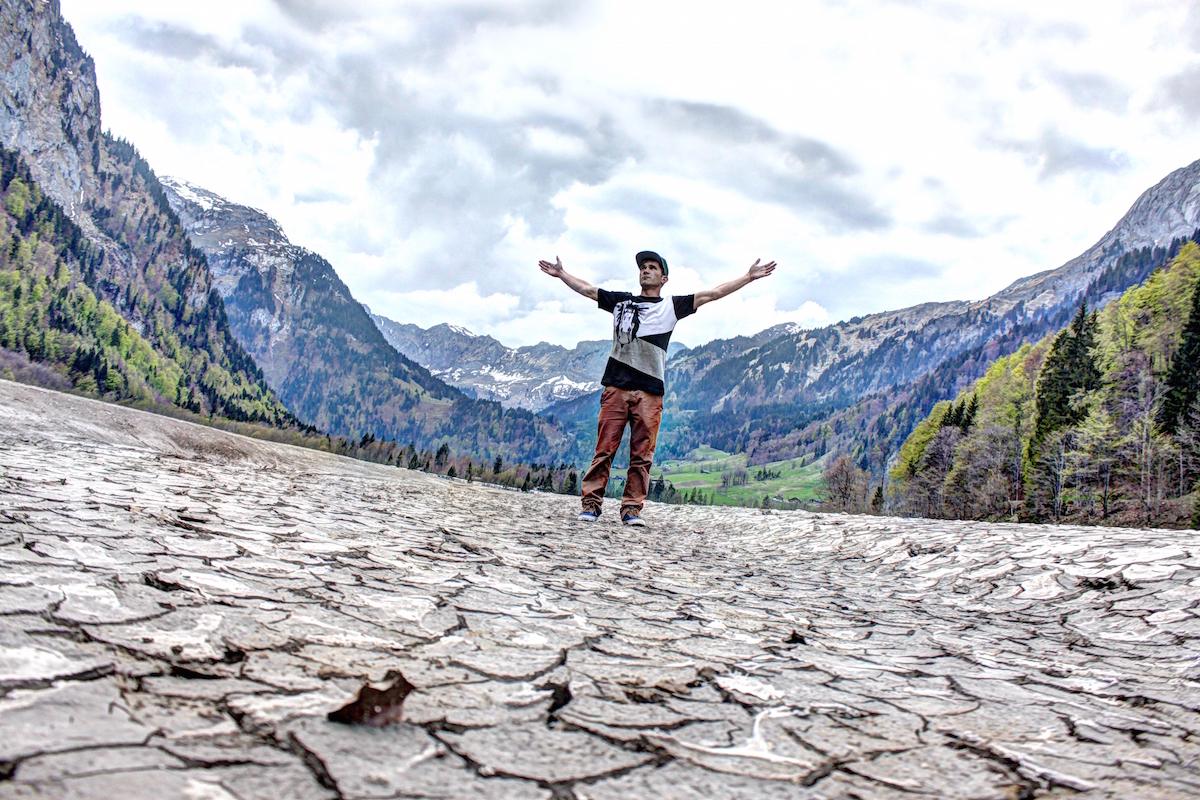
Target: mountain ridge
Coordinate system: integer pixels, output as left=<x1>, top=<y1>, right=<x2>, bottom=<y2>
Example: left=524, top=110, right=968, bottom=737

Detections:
left=368, top=310, right=689, bottom=411
left=664, top=156, right=1200, bottom=421
left=159, top=176, right=580, bottom=463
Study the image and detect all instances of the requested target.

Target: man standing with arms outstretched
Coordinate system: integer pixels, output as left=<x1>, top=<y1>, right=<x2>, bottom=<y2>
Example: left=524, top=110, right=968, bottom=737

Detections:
left=539, top=251, right=776, bottom=525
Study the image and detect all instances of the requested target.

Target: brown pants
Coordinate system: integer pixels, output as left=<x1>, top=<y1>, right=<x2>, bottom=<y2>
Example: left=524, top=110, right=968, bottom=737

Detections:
left=581, top=386, right=664, bottom=515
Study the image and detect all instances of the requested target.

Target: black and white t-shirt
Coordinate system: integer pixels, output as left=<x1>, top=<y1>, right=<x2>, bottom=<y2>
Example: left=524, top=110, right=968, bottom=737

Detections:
left=597, top=289, right=696, bottom=395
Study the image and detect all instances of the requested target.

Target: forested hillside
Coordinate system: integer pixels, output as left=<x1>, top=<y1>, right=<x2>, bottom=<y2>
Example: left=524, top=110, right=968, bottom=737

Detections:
left=0, top=143, right=296, bottom=425
left=891, top=243, right=1200, bottom=528
left=733, top=232, right=1200, bottom=477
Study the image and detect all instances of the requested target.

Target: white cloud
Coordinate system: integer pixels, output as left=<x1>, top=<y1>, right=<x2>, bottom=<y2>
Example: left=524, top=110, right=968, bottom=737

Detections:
left=370, top=282, right=521, bottom=334
left=60, top=0, right=1200, bottom=348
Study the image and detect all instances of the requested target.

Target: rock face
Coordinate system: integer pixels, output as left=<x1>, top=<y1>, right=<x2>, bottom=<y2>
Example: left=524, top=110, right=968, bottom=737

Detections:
left=3, top=377, right=1199, bottom=799
left=369, top=314, right=610, bottom=411
left=0, top=0, right=98, bottom=216
left=159, top=177, right=453, bottom=404
left=667, top=159, right=1200, bottom=416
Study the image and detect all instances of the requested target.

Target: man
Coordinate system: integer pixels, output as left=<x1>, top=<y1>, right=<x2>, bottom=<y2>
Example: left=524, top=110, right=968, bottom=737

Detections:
left=539, top=250, right=776, bottom=525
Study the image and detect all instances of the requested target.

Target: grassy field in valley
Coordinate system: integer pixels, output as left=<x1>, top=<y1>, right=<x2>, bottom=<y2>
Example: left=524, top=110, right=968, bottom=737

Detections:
left=650, top=445, right=826, bottom=506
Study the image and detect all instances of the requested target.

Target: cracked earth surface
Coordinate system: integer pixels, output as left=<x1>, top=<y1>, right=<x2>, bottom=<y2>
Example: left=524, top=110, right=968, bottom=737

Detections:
left=1, top=381, right=1199, bottom=799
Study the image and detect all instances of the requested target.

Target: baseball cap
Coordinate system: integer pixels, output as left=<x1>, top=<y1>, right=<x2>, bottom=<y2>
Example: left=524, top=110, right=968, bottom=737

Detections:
left=636, top=251, right=668, bottom=276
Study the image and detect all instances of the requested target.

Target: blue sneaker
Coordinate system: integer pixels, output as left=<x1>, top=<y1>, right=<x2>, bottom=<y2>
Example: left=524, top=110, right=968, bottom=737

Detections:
left=578, top=509, right=600, bottom=522
left=621, top=509, right=646, bottom=527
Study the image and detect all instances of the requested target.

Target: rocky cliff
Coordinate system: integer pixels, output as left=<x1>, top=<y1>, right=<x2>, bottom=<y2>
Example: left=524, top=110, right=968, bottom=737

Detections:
left=160, top=177, right=451, bottom=399
left=0, top=0, right=97, bottom=216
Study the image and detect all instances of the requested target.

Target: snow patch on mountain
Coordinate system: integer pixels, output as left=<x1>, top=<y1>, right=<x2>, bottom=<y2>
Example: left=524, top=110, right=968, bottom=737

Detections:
left=369, top=311, right=613, bottom=411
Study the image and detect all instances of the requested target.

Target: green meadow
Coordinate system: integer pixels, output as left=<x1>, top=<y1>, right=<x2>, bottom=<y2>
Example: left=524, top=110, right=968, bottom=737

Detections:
left=650, top=445, right=826, bottom=506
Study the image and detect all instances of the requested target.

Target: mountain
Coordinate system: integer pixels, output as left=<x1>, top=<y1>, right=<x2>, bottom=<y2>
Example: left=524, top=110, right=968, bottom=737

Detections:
left=369, top=314, right=606, bottom=410
left=159, top=178, right=579, bottom=463
left=158, top=179, right=453, bottom=413
left=368, top=312, right=690, bottom=411
left=0, top=0, right=295, bottom=426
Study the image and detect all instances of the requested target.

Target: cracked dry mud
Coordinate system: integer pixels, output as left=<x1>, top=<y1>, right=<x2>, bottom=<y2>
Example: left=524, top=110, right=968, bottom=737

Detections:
left=1, top=382, right=1199, bottom=799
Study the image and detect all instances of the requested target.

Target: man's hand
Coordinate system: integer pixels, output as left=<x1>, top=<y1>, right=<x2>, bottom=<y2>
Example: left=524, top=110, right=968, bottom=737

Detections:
left=694, top=257, right=778, bottom=309
left=539, top=256, right=598, bottom=300
left=748, top=258, right=777, bottom=280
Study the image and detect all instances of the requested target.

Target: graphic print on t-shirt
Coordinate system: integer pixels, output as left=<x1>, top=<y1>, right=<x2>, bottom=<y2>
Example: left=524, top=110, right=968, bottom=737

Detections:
left=614, top=301, right=641, bottom=345
left=597, top=289, right=696, bottom=395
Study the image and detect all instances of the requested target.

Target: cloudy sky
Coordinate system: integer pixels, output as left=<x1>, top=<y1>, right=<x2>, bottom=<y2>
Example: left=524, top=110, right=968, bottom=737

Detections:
left=61, top=0, right=1200, bottom=348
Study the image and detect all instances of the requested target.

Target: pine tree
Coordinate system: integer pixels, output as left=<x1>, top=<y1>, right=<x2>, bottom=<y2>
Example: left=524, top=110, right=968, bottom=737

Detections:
left=962, top=393, right=978, bottom=432
left=942, top=398, right=965, bottom=430
left=1031, top=302, right=1100, bottom=452
left=1158, top=275, right=1200, bottom=435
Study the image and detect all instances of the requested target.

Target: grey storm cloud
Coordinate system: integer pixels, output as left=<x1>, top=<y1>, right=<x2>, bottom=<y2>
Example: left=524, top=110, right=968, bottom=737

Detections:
left=114, top=18, right=264, bottom=71
left=989, top=129, right=1129, bottom=180
left=644, top=100, right=891, bottom=233
left=1043, top=68, right=1130, bottom=113
left=646, top=100, right=857, bottom=174
left=1158, top=66, right=1200, bottom=121
left=112, top=17, right=314, bottom=80
left=272, top=0, right=577, bottom=62
left=588, top=187, right=684, bottom=229
left=919, top=212, right=983, bottom=238
left=270, top=0, right=366, bottom=33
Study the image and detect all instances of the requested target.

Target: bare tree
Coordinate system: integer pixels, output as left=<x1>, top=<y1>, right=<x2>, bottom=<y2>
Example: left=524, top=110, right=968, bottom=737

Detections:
left=821, top=454, right=866, bottom=512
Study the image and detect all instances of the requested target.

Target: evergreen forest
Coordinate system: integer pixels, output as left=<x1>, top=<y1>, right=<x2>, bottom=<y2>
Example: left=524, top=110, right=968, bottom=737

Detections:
left=891, top=244, right=1200, bottom=528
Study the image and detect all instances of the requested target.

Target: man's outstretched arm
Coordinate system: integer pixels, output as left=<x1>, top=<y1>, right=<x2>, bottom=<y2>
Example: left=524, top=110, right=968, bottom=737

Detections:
left=539, top=256, right=599, bottom=301
left=694, top=259, right=777, bottom=309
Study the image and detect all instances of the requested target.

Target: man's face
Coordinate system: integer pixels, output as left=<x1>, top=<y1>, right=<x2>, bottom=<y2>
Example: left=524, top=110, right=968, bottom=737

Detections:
left=638, top=260, right=667, bottom=291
